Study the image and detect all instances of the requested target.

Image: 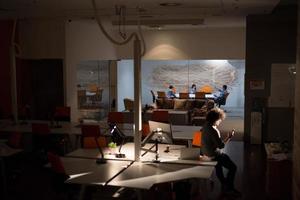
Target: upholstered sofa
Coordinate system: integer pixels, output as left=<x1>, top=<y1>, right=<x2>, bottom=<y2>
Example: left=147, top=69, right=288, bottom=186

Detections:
left=143, top=98, right=215, bottom=125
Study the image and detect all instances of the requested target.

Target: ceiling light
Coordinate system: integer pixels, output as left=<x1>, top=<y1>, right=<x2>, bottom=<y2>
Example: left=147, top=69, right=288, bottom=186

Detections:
left=159, top=3, right=182, bottom=7
left=148, top=25, right=163, bottom=30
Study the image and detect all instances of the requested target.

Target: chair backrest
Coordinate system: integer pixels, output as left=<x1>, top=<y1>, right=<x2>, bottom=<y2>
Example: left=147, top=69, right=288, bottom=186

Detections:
left=192, top=131, right=202, bottom=147
left=108, top=112, right=124, bottom=124
left=123, top=98, right=134, bottom=111
left=152, top=110, right=169, bottom=123
left=47, top=152, right=66, bottom=174
left=179, top=92, right=189, bottom=99
left=7, top=132, right=22, bottom=148
left=81, top=124, right=106, bottom=148
left=195, top=92, right=206, bottom=99
left=54, top=106, right=71, bottom=121
left=219, top=92, right=230, bottom=106
left=32, top=123, right=50, bottom=135
left=157, top=91, right=167, bottom=98
left=150, top=90, right=156, bottom=103
left=142, top=122, right=150, bottom=138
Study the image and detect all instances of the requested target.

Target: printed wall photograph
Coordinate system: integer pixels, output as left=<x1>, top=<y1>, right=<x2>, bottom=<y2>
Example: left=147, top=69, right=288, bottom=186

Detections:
left=118, top=60, right=245, bottom=111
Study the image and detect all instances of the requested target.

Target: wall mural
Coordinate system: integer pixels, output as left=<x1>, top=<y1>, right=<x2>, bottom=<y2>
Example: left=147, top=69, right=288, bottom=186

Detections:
left=145, top=61, right=238, bottom=93
left=141, top=60, right=244, bottom=108
left=117, top=60, right=244, bottom=111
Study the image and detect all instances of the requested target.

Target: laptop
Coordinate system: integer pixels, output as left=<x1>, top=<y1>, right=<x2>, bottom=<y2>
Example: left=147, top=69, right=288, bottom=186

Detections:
left=179, top=148, right=200, bottom=160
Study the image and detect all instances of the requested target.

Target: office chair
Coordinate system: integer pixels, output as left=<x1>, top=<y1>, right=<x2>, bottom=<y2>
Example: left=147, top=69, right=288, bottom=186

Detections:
left=150, top=90, right=156, bottom=103
left=32, top=123, right=51, bottom=150
left=47, top=152, right=71, bottom=195
left=7, top=131, right=22, bottom=149
left=123, top=98, right=134, bottom=112
left=192, top=131, right=202, bottom=147
left=81, top=124, right=106, bottom=163
left=217, top=92, right=230, bottom=108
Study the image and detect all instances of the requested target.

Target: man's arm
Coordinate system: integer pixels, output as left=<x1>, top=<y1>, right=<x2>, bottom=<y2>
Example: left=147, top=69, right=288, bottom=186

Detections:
left=223, top=129, right=235, bottom=144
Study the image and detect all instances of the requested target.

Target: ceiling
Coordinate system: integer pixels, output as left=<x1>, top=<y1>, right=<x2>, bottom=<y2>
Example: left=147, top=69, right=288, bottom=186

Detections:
left=0, top=0, right=281, bottom=28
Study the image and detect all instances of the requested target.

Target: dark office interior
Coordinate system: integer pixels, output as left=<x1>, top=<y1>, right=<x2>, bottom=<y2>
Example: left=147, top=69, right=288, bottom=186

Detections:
left=0, top=0, right=299, bottom=200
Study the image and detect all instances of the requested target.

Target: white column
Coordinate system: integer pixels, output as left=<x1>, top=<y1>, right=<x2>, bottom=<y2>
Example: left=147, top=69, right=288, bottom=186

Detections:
left=133, top=38, right=142, bottom=161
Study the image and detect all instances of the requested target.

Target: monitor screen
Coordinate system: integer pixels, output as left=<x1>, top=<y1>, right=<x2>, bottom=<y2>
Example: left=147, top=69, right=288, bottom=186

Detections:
left=147, top=120, right=173, bottom=144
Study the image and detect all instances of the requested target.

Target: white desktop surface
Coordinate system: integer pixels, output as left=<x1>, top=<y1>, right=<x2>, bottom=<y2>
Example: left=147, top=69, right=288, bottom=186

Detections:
left=65, top=143, right=185, bottom=161
left=62, top=157, right=132, bottom=185
left=65, top=143, right=216, bottom=167
left=108, top=162, right=214, bottom=189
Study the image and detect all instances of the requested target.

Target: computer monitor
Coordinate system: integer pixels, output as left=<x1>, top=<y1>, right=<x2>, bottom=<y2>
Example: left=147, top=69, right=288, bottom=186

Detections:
left=147, top=120, right=173, bottom=144
left=141, top=120, right=173, bottom=162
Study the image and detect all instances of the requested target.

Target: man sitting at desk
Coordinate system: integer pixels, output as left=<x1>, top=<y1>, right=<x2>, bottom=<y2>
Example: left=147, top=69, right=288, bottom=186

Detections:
left=214, top=85, right=229, bottom=105
left=167, top=85, right=177, bottom=99
left=200, top=108, right=241, bottom=197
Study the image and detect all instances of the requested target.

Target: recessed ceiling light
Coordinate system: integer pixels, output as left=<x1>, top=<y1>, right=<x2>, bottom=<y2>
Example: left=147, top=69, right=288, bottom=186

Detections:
left=159, top=3, right=182, bottom=7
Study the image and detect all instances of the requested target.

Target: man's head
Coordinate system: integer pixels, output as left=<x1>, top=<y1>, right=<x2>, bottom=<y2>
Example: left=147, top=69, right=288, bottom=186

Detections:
left=223, top=85, right=227, bottom=90
left=206, top=108, right=226, bottom=126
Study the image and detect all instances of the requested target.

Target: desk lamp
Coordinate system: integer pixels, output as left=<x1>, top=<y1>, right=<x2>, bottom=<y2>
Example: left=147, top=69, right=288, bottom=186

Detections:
left=109, top=123, right=126, bottom=158
left=141, top=121, right=173, bottom=163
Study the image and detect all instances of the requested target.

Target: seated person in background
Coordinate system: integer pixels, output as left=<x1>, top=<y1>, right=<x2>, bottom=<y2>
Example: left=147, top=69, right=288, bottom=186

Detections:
left=190, top=84, right=197, bottom=94
left=214, top=85, right=228, bottom=104
left=167, top=85, right=177, bottom=99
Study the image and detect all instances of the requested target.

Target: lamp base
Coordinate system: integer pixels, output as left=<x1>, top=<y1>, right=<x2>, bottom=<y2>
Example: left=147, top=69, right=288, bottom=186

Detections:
left=152, top=159, right=161, bottom=163
left=96, top=157, right=107, bottom=164
left=115, top=153, right=126, bottom=158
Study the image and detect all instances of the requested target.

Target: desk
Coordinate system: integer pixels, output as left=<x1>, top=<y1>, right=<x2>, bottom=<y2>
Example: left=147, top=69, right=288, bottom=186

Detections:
left=65, top=143, right=216, bottom=166
left=62, top=143, right=216, bottom=200
left=62, top=157, right=132, bottom=185
left=174, top=93, right=214, bottom=99
left=108, top=162, right=214, bottom=189
left=65, top=143, right=185, bottom=161
left=62, top=154, right=215, bottom=190
left=0, top=121, right=201, bottom=150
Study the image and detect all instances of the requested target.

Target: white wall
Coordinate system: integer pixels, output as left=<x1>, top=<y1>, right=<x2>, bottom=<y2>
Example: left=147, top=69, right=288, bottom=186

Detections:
left=117, top=60, right=134, bottom=111
left=65, top=19, right=118, bottom=121
left=117, top=28, right=245, bottom=60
